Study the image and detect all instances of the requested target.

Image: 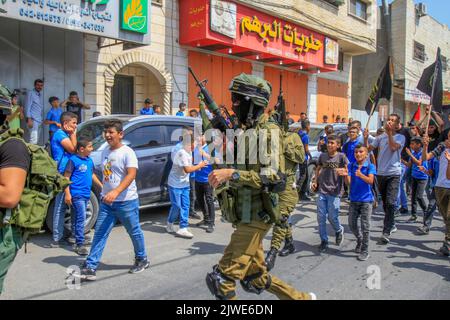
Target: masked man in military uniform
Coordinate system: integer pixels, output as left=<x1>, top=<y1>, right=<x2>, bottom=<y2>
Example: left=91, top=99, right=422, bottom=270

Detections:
left=265, top=116, right=304, bottom=271
left=206, top=74, right=315, bottom=300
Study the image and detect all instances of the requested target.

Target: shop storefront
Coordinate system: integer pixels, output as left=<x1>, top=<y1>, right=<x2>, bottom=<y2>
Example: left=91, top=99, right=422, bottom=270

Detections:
left=179, top=0, right=342, bottom=120
left=0, top=0, right=151, bottom=143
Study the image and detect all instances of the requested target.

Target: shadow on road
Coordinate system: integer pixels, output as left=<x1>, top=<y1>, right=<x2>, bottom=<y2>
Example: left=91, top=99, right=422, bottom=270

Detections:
left=392, top=261, right=450, bottom=281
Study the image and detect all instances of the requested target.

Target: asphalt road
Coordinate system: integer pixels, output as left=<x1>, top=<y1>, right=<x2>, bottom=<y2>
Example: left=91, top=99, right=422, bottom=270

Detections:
left=1, top=199, right=449, bottom=300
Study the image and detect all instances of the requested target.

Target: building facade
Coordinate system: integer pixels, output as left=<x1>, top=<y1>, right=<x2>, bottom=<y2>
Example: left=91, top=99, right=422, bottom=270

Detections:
left=352, top=0, right=450, bottom=123
left=1, top=0, right=377, bottom=143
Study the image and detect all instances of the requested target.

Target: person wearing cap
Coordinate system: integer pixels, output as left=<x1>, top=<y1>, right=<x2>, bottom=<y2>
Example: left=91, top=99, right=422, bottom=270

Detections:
left=140, top=98, right=154, bottom=115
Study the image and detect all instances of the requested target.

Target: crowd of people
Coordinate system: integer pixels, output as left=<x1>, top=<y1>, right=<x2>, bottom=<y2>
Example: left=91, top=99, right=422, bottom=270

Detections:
left=0, top=76, right=449, bottom=297
left=292, top=110, right=450, bottom=262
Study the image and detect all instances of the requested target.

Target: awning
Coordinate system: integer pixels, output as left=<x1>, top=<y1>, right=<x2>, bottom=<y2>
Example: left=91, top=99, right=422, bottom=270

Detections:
left=179, top=0, right=339, bottom=73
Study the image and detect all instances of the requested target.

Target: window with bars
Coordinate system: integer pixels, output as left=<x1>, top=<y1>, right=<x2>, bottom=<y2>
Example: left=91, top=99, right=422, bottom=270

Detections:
left=443, top=56, right=448, bottom=72
left=349, top=0, right=368, bottom=21
left=413, top=41, right=426, bottom=62
left=338, top=52, right=344, bottom=71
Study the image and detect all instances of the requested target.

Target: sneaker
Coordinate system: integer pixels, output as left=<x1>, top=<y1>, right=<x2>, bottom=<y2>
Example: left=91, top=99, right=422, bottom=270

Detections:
left=309, top=292, right=317, bottom=300
left=439, top=242, right=449, bottom=257
left=394, top=209, right=401, bottom=218
left=357, top=252, right=370, bottom=261
left=355, top=241, right=362, bottom=254
left=74, top=265, right=97, bottom=281
left=67, top=236, right=76, bottom=245
left=390, top=225, right=398, bottom=235
left=196, top=220, right=207, bottom=227
left=69, top=235, right=92, bottom=245
left=336, top=227, right=344, bottom=246
left=417, top=225, right=430, bottom=235
left=166, top=223, right=175, bottom=234
left=129, top=259, right=150, bottom=274
left=378, top=233, right=390, bottom=245
left=400, top=207, right=409, bottom=214
left=189, top=212, right=201, bottom=220
left=318, top=241, right=328, bottom=253
left=46, top=240, right=68, bottom=248
left=408, top=215, right=418, bottom=222
left=176, top=228, right=194, bottom=239
left=74, top=245, right=89, bottom=256
left=206, top=224, right=215, bottom=233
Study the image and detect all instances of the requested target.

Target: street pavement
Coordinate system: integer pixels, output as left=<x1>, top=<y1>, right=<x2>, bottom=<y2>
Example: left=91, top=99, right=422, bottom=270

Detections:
left=1, top=199, right=449, bottom=300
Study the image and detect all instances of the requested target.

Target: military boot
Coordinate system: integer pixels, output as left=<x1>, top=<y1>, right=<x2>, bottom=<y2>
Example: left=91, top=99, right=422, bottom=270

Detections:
left=279, top=237, right=296, bottom=257
left=265, top=248, right=278, bottom=271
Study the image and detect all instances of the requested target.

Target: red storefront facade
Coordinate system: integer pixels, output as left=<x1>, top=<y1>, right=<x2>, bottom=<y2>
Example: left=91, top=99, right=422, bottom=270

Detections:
left=179, top=0, right=347, bottom=121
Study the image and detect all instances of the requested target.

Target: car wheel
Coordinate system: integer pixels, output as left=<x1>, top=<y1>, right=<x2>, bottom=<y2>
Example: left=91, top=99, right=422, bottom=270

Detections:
left=46, top=191, right=99, bottom=235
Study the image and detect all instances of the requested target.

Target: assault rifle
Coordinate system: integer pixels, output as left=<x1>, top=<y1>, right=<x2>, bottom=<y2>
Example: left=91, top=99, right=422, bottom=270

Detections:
left=188, top=67, right=234, bottom=133
left=275, top=74, right=288, bottom=131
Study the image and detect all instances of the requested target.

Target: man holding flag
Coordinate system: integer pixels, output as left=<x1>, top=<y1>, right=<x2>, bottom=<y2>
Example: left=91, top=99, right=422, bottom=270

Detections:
left=364, top=57, right=407, bottom=244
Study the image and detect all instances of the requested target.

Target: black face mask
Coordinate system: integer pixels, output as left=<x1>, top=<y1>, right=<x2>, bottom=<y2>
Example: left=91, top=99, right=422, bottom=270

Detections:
left=231, top=93, right=251, bottom=125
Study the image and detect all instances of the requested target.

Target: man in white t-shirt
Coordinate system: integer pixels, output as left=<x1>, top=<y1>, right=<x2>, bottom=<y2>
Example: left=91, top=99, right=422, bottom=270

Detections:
left=422, top=131, right=450, bottom=256
left=365, top=114, right=406, bottom=245
left=166, top=129, right=207, bottom=239
left=78, top=119, right=148, bottom=281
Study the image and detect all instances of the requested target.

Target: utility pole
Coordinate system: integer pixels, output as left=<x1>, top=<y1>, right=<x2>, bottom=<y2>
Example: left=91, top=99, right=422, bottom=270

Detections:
left=381, top=0, right=394, bottom=114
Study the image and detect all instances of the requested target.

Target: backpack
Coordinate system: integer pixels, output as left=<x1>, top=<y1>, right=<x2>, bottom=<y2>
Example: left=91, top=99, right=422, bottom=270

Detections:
left=0, top=127, right=70, bottom=235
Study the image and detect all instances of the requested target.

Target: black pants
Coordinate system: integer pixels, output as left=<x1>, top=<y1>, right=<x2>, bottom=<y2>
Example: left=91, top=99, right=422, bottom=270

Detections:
left=195, top=181, right=216, bottom=225
left=424, top=182, right=437, bottom=227
left=297, top=162, right=309, bottom=195
left=377, top=175, right=400, bottom=235
left=189, top=177, right=196, bottom=213
left=411, top=178, right=428, bottom=218
left=349, top=202, right=372, bottom=253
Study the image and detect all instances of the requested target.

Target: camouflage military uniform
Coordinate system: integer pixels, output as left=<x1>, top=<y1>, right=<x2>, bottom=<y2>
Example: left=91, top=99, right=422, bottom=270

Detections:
left=269, top=132, right=304, bottom=252
left=206, top=74, right=313, bottom=300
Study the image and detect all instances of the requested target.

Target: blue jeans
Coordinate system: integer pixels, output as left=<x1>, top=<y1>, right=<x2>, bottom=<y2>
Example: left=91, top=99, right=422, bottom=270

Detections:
left=52, top=192, right=68, bottom=242
left=85, top=199, right=147, bottom=270
left=167, top=186, right=190, bottom=229
left=397, top=163, right=408, bottom=209
left=317, top=193, right=343, bottom=242
left=71, top=197, right=89, bottom=245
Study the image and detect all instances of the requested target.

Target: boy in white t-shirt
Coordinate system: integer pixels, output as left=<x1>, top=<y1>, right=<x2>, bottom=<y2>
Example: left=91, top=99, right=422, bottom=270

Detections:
left=77, top=119, right=148, bottom=281
left=166, top=129, right=207, bottom=239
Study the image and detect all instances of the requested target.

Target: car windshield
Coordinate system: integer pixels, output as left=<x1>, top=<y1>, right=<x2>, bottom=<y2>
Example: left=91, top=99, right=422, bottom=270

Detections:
left=77, top=120, right=128, bottom=151
left=308, top=128, right=324, bottom=146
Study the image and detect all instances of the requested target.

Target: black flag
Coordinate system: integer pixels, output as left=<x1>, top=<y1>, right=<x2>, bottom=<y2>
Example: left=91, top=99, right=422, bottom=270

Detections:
left=417, top=47, right=443, bottom=113
left=365, top=57, right=392, bottom=115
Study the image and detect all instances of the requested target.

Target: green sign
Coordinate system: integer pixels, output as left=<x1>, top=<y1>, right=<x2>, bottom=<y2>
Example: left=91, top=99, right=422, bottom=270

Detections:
left=121, top=0, right=148, bottom=34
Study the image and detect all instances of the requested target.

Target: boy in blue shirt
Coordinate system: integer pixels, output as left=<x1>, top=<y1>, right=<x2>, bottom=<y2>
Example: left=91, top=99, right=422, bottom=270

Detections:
left=140, top=98, right=154, bottom=115
left=193, top=135, right=215, bottom=233
left=44, top=96, right=63, bottom=142
left=346, top=145, right=377, bottom=261
left=176, top=103, right=186, bottom=117
left=64, top=138, right=102, bottom=255
left=417, top=155, right=439, bottom=234
left=49, top=112, right=78, bottom=247
left=405, top=137, right=429, bottom=223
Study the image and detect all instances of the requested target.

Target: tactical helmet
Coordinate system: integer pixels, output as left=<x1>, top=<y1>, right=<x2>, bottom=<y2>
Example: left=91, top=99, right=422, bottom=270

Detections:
left=229, top=74, right=272, bottom=108
left=0, top=83, right=12, bottom=108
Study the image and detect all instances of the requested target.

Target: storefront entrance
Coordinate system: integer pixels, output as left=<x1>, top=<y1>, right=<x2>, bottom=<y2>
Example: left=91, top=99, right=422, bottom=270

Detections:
left=112, top=75, right=134, bottom=114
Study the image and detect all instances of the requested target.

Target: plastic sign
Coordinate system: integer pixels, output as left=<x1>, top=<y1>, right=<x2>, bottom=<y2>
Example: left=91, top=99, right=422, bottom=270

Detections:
left=121, top=0, right=148, bottom=34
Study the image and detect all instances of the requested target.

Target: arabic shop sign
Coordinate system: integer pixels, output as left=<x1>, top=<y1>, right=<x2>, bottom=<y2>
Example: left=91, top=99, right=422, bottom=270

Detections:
left=240, top=16, right=323, bottom=55
left=121, top=0, right=148, bottom=34
left=0, top=0, right=150, bottom=43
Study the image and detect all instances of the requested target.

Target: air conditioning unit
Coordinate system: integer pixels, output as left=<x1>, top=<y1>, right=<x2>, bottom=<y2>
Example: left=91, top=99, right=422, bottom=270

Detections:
left=416, top=3, right=427, bottom=17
